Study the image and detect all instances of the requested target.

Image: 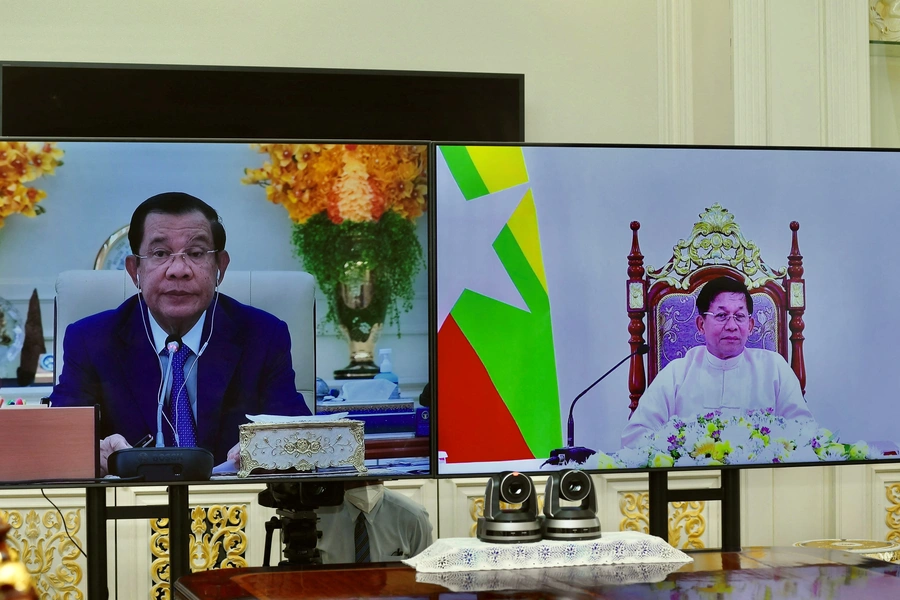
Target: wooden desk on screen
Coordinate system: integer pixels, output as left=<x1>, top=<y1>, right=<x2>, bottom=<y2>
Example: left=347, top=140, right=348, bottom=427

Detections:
left=174, top=546, right=900, bottom=599
left=364, top=435, right=429, bottom=459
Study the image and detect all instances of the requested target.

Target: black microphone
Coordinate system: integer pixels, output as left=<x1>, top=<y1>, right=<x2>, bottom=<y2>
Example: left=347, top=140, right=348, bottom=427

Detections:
left=156, top=335, right=183, bottom=447
left=566, top=344, right=650, bottom=446
left=543, top=344, right=649, bottom=467
left=165, top=334, right=183, bottom=352
left=111, top=334, right=214, bottom=481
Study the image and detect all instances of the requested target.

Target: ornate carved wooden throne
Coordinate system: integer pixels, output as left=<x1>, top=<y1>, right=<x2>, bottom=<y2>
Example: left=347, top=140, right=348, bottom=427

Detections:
left=626, top=203, right=807, bottom=415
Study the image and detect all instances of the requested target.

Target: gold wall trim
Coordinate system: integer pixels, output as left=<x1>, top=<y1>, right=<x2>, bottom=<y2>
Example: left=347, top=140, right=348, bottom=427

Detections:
left=150, top=504, right=249, bottom=600
left=670, top=501, right=706, bottom=549
left=620, top=491, right=650, bottom=534
left=618, top=492, right=706, bottom=549
left=0, top=508, right=84, bottom=600
left=885, top=483, right=900, bottom=542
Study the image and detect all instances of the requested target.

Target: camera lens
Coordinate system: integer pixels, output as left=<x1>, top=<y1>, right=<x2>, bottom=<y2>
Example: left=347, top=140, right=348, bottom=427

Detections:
left=499, top=472, right=533, bottom=504
left=299, top=481, right=345, bottom=506
left=307, top=484, right=327, bottom=497
left=559, top=470, right=591, bottom=502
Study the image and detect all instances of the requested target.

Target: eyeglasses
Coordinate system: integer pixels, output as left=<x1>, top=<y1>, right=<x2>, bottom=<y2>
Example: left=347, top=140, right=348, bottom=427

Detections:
left=135, top=248, right=217, bottom=267
left=702, top=312, right=749, bottom=325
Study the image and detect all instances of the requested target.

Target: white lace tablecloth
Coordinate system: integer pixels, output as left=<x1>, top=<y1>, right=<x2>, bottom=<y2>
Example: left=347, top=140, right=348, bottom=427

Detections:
left=403, top=531, right=692, bottom=573
left=415, top=561, right=691, bottom=592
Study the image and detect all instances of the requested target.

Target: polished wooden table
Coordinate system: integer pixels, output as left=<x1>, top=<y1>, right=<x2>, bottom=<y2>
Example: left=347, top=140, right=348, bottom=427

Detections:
left=174, top=546, right=900, bottom=599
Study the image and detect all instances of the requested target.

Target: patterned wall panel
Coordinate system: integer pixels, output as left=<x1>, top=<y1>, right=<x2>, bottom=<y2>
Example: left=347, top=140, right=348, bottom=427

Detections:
left=114, top=479, right=436, bottom=600
left=618, top=492, right=706, bottom=549
left=0, top=488, right=112, bottom=600
left=870, top=465, right=900, bottom=543
left=0, top=507, right=83, bottom=599
left=7, top=467, right=900, bottom=599
left=148, top=504, right=250, bottom=599
left=114, top=484, right=273, bottom=600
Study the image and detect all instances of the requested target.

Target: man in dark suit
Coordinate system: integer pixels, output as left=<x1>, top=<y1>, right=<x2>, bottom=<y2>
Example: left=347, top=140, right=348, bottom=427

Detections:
left=50, top=192, right=310, bottom=473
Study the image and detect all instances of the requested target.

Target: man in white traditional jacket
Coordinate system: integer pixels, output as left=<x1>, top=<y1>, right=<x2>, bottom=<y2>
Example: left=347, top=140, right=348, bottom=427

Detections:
left=621, top=277, right=814, bottom=448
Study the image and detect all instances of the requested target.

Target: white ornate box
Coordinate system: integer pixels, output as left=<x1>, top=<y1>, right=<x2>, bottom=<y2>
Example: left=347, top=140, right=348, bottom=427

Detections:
left=237, top=419, right=367, bottom=477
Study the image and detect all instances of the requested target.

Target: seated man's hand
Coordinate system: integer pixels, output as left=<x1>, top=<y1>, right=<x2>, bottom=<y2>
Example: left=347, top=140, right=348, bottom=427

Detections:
left=227, top=442, right=242, bottom=469
left=100, top=434, right=131, bottom=476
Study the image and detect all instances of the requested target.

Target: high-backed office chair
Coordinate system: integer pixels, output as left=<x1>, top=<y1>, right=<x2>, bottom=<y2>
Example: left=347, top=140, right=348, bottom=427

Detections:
left=53, top=270, right=316, bottom=412
left=625, top=203, right=807, bottom=415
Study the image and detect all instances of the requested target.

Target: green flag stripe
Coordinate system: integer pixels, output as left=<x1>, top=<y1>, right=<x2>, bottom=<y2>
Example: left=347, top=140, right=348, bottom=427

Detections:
left=440, top=146, right=490, bottom=200
left=451, top=224, right=561, bottom=456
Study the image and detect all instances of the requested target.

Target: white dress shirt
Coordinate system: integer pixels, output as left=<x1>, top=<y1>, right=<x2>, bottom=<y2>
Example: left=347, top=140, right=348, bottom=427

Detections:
left=315, top=488, right=433, bottom=564
left=622, top=346, right=813, bottom=448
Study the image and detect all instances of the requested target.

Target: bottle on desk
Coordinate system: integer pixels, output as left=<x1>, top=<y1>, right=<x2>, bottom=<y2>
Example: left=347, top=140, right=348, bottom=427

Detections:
left=374, top=348, right=401, bottom=399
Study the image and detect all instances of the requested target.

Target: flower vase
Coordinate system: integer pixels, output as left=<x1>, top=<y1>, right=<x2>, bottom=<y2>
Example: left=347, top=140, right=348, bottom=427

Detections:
left=333, top=265, right=390, bottom=379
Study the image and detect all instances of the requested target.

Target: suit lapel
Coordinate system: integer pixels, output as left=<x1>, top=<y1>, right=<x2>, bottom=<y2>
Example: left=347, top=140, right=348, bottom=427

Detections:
left=197, top=298, right=242, bottom=451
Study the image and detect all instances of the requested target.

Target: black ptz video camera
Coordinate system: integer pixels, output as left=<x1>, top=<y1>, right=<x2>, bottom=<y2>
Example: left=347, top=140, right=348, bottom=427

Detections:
left=476, top=471, right=543, bottom=543
left=542, top=469, right=601, bottom=541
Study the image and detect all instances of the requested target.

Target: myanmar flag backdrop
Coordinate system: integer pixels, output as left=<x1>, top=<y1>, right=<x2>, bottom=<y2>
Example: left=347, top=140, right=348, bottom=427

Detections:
left=436, top=146, right=562, bottom=463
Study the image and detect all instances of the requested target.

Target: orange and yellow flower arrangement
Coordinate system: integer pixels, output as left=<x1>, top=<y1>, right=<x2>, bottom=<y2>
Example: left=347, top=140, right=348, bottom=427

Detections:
left=0, top=142, right=64, bottom=228
left=243, top=143, right=427, bottom=347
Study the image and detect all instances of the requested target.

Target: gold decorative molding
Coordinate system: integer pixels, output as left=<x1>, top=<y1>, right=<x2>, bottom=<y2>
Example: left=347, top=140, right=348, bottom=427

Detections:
left=669, top=501, right=705, bottom=549
left=238, top=420, right=366, bottom=477
left=620, top=491, right=650, bottom=534
left=885, top=483, right=900, bottom=543
left=618, top=492, right=706, bottom=549
left=150, top=504, right=249, bottom=600
left=647, top=204, right=786, bottom=291
left=150, top=521, right=170, bottom=600
left=0, top=508, right=84, bottom=600
left=191, top=505, right=248, bottom=570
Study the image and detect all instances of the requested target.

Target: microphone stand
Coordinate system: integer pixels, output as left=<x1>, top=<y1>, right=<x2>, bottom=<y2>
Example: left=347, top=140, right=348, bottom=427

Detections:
left=156, top=335, right=182, bottom=447
left=543, top=344, right=649, bottom=467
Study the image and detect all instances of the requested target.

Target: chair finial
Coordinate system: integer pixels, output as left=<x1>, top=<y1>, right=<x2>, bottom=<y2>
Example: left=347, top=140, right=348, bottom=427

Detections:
left=786, top=220, right=806, bottom=394
left=627, top=221, right=647, bottom=413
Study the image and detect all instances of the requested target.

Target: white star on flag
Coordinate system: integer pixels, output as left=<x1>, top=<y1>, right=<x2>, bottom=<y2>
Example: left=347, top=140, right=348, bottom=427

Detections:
left=436, top=153, right=530, bottom=329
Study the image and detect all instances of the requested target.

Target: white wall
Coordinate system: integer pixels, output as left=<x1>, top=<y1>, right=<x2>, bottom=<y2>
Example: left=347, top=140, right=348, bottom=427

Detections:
left=692, top=0, right=734, bottom=145
left=0, top=0, right=662, bottom=144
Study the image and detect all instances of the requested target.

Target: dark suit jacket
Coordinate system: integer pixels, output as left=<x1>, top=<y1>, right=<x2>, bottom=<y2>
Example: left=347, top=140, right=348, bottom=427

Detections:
left=50, top=293, right=310, bottom=463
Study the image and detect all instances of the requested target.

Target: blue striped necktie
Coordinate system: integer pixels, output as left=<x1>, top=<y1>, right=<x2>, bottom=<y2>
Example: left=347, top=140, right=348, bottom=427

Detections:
left=164, top=344, right=197, bottom=447
left=355, top=512, right=371, bottom=563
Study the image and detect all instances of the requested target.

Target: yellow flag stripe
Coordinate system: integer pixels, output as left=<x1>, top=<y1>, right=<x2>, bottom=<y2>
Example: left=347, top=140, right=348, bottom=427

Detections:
left=467, top=146, right=529, bottom=192
left=506, top=190, right=548, bottom=294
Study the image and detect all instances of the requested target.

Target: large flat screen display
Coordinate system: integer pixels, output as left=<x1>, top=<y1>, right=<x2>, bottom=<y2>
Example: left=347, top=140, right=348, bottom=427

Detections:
left=0, top=138, right=430, bottom=481
left=434, top=143, right=900, bottom=476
